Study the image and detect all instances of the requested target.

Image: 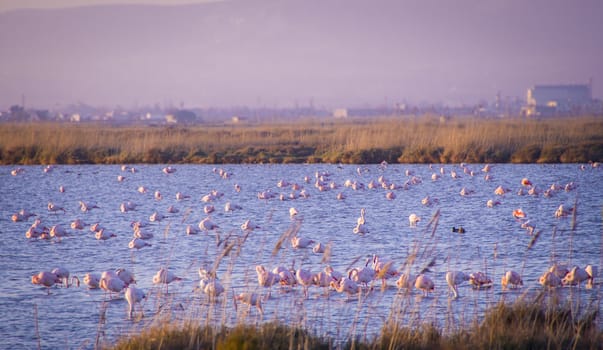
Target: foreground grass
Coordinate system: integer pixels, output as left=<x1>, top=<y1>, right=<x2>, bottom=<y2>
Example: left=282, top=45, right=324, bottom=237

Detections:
left=2, top=115, right=603, bottom=164
left=108, top=295, right=602, bottom=350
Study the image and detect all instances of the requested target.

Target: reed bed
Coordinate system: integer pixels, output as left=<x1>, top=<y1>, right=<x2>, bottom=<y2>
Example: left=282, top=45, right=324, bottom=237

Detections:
left=2, top=116, right=603, bottom=164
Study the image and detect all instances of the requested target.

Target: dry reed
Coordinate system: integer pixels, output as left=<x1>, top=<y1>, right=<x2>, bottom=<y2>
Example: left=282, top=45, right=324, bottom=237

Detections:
left=1, top=116, right=602, bottom=164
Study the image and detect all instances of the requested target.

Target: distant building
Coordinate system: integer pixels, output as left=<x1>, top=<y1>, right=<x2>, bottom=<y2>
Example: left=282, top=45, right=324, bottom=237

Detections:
left=523, top=83, right=595, bottom=117
left=333, top=108, right=348, bottom=118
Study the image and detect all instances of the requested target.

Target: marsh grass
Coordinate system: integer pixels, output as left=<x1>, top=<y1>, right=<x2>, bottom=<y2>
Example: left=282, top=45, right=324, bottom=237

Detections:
left=104, top=207, right=603, bottom=350
left=2, top=116, right=603, bottom=164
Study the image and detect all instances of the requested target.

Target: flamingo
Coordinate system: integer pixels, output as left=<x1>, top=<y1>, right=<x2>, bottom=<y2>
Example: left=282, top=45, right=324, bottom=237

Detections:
left=225, top=202, right=242, bottom=212
left=385, top=192, right=396, bottom=200
left=296, top=268, right=314, bottom=298
left=241, top=219, right=260, bottom=231
left=185, top=225, right=200, bottom=235
left=120, top=201, right=137, bottom=212
left=414, top=274, right=435, bottom=296
left=129, top=237, right=152, bottom=249
left=47, top=202, right=66, bottom=214
left=396, top=272, right=415, bottom=290
left=562, top=266, right=590, bottom=287
left=204, top=205, right=215, bottom=214
left=162, top=166, right=176, bottom=174
left=273, top=266, right=296, bottom=287
left=95, top=228, right=116, bottom=240
left=11, top=209, right=36, bottom=222
left=51, top=267, right=72, bottom=287
left=513, top=209, right=526, bottom=219
left=291, top=236, right=315, bottom=249
left=554, top=204, right=570, bottom=218
left=133, top=228, right=154, bottom=240
left=372, top=255, right=398, bottom=288
left=330, top=277, right=360, bottom=298
left=521, top=177, right=532, bottom=186
left=166, top=205, right=179, bottom=214
left=79, top=201, right=99, bottom=212
left=500, top=270, right=523, bottom=290
left=233, top=292, right=263, bottom=314
left=486, top=199, right=501, bottom=208
left=70, top=219, right=86, bottom=230
left=494, top=185, right=510, bottom=195
left=312, top=242, right=325, bottom=254
left=152, top=268, right=182, bottom=293
left=469, top=271, right=492, bottom=289
left=49, top=225, right=68, bottom=239
left=348, top=266, right=376, bottom=288
left=445, top=271, right=470, bottom=299
left=255, top=265, right=280, bottom=287
left=149, top=211, right=164, bottom=222
left=32, top=271, right=61, bottom=292
left=83, top=272, right=101, bottom=289
left=289, top=207, right=299, bottom=218
left=199, top=217, right=219, bottom=231
left=137, top=186, right=148, bottom=194
left=175, top=192, right=191, bottom=200
left=198, top=269, right=225, bottom=300
left=312, top=271, right=333, bottom=287
left=539, top=271, right=562, bottom=289
left=117, top=175, right=126, bottom=182
left=408, top=213, right=421, bottom=227
left=548, top=264, right=570, bottom=279
left=100, top=274, right=126, bottom=298
left=125, top=285, right=146, bottom=319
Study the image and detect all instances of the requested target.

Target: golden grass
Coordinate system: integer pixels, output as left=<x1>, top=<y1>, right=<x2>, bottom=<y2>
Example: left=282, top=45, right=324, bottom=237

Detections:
left=1, top=116, right=602, bottom=164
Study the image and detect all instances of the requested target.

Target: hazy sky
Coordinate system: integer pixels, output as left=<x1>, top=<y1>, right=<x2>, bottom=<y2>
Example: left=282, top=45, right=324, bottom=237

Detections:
left=0, top=0, right=602, bottom=109
left=0, top=0, right=219, bottom=12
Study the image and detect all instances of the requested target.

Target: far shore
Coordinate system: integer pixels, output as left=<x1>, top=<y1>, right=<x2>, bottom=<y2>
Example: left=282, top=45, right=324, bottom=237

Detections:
left=1, top=115, right=602, bottom=165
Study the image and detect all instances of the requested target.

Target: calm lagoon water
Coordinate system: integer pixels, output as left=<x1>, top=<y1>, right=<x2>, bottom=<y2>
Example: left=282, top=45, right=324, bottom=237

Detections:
left=0, top=163, right=601, bottom=349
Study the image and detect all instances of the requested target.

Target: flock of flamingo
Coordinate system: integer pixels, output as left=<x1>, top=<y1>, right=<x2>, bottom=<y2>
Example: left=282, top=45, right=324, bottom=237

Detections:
left=9, top=161, right=600, bottom=320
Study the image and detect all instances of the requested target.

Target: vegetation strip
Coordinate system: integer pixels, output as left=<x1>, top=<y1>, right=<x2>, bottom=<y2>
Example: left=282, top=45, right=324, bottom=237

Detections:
left=2, top=116, right=603, bottom=164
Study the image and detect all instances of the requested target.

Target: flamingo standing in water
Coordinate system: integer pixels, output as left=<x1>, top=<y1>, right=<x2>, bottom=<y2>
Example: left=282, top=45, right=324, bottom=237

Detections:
left=372, top=255, right=398, bottom=289
left=241, top=219, right=260, bottom=231
left=408, top=214, right=421, bottom=227
left=414, top=274, right=435, bottom=296
left=348, top=266, right=376, bottom=288
left=539, top=271, right=562, bottom=289
left=47, top=202, right=66, bottom=214
left=32, top=271, right=61, bottom=293
left=100, top=273, right=127, bottom=298
left=469, top=271, right=492, bottom=289
left=562, top=266, right=590, bottom=287
left=396, top=272, right=415, bottom=290
left=330, top=277, right=360, bottom=299
left=500, top=270, right=523, bottom=290
left=125, top=285, right=146, bottom=319
left=296, top=268, right=314, bottom=298
left=445, top=271, right=470, bottom=299
left=291, top=236, right=315, bottom=249
left=233, top=292, right=263, bottom=314
left=199, top=269, right=225, bottom=300
left=199, top=217, right=219, bottom=231
left=83, top=272, right=101, bottom=289
left=255, top=265, right=280, bottom=287
left=152, top=268, right=182, bottom=293
left=128, top=237, right=152, bottom=249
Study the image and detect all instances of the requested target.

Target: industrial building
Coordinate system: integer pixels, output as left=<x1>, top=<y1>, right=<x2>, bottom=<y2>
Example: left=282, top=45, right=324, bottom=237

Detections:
left=522, top=82, right=598, bottom=117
